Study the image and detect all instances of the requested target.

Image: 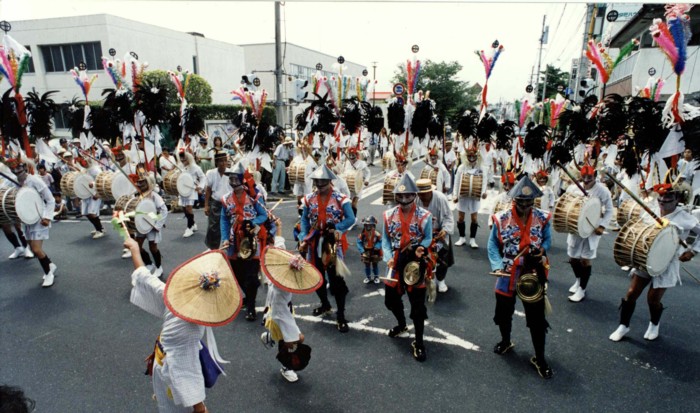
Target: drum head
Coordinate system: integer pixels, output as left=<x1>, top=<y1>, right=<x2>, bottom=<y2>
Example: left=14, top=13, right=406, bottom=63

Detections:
left=177, top=173, right=195, bottom=198
left=646, top=225, right=679, bottom=276
left=135, top=198, right=157, bottom=235
left=15, top=187, right=43, bottom=225
left=353, top=170, right=363, bottom=194
left=74, top=174, right=96, bottom=199
left=577, top=197, right=602, bottom=238
left=112, top=173, right=136, bottom=199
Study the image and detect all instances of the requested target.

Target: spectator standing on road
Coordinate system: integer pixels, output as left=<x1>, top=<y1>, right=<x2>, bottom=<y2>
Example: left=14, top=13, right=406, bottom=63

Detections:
left=488, top=176, right=553, bottom=379
left=271, top=137, right=294, bottom=195
left=204, top=152, right=231, bottom=251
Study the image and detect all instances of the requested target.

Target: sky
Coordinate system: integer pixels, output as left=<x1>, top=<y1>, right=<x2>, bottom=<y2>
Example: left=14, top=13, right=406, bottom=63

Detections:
left=0, top=1, right=645, bottom=102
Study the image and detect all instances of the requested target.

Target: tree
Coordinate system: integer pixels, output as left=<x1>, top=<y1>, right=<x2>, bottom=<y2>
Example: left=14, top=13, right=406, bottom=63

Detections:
left=391, top=60, right=479, bottom=125
left=537, top=64, right=570, bottom=101
left=140, top=70, right=213, bottom=105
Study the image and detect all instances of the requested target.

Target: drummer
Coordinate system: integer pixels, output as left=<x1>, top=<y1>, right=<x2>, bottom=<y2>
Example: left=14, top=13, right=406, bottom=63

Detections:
left=565, top=163, right=614, bottom=303
left=178, top=149, right=206, bottom=238
left=343, top=147, right=370, bottom=221
left=453, top=145, right=489, bottom=248
left=609, top=183, right=700, bottom=342
left=424, top=146, right=451, bottom=194
left=131, top=169, right=168, bottom=278
left=488, top=171, right=516, bottom=230
left=0, top=163, right=32, bottom=259
left=82, top=158, right=106, bottom=239
left=7, top=158, right=57, bottom=288
left=204, top=152, right=231, bottom=251
left=384, top=151, right=414, bottom=207
left=291, top=146, right=317, bottom=214
left=534, top=170, right=555, bottom=212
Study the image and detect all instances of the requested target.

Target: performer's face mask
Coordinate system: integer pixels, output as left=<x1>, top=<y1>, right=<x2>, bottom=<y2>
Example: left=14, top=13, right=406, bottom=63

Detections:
left=581, top=174, right=596, bottom=188
left=395, top=193, right=416, bottom=206
left=137, top=179, right=149, bottom=192
left=515, top=198, right=535, bottom=215
left=11, top=165, right=27, bottom=182
left=364, top=224, right=375, bottom=232
left=348, top=153, right=357, bottom=161
left=658, top=194, right=678, bottom=213
left=314, top=179, right=331, bottom=191
left=467, top=154, right=477, bottom=163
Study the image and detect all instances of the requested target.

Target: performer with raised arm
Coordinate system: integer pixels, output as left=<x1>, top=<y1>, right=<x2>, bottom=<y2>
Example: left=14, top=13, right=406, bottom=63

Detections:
left=382, top=174, right=433, bottom=361
left=488, top=176, right=553, bottom=379
left=298, top=164, right=356, bottom=333
left=178, top=149, right=206, bottom=238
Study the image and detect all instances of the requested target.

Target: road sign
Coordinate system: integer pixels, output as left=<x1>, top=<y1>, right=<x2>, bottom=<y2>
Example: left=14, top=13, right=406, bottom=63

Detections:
left=648, top=67, right=656, bottom=76
left=526, top=85, right=534, bottom=93
left=565, top=87, right=573, bottom=95
left=316, top=63, right=323, bottom=70
left=411, top=45, right=419, bottom=53
left=607, top=10, right=619, bottom=22
left=108, top=48, right=116, bottom=57
left=337, top=56, right=345, bottom=64
left=396, top=97, right=405, bottom=106
left=393, top=83, right=405, bottom=95
left=253, top=78, right=261, bottom=87
left=362, top=69, right=368, bottom=76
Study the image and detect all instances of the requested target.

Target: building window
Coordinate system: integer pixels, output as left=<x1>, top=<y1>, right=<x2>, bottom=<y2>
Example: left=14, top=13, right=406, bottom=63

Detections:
left=39, top=42, right=102, bottom=73
left=53, top=104, right=71, bottom=130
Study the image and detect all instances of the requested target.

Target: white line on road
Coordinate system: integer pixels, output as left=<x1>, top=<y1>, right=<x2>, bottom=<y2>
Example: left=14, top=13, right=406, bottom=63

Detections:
left=360, top=290, right=384, bottom=298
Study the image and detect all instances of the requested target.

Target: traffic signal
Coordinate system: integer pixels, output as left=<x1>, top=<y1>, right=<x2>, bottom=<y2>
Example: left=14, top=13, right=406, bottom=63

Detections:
left=241, top=74, right=259, bottom=91
left=578, top=78, right=595, bottom=99
left=293, top=78, right=308, bottom=102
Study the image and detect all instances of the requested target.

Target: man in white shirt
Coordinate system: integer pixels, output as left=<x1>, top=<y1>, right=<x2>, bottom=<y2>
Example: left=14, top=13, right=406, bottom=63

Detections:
left=271, top=137, right=294, bottom=194
left=204, top=151, right=232, bottom=250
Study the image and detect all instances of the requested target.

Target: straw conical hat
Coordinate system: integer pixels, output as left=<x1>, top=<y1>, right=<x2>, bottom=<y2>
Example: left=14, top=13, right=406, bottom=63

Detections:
left=164, top=251, right=243, bottom=326
left=261, top=247, right=323, bottom=294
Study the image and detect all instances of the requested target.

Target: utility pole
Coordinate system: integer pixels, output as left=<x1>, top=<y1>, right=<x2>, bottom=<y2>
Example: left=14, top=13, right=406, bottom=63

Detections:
left=274, top=1, right=284, bottom=126
left=371, top=61, right=377, bottom=107
left=574, top=4, right=596, bottom=101
left=530, top=65, right=535, bottom=91
left=534, top=15, right=546, bottom=102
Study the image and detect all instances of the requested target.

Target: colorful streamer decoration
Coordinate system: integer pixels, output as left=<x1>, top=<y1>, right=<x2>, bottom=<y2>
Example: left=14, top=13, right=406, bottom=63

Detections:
left=585, top=38, right=639, bottom=85
left=475, top=40, right=504, bottom=116
left=69, top=67, right=98, bottom=103
left=648, top=4, right=693, bottom=125
left=405, top=58, right=421, bottom=102
left=548, top=95, right=567, bottom=129
left=102, top=57, right=124, bottom=89
left=640, top=77, right=665, bottom=102
left=0, top=34, right=34, bottom=157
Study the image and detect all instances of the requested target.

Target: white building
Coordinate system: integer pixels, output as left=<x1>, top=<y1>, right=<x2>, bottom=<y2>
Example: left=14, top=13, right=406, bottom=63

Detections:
left=240, top=42, right=368, bottom=129
left=602, top=4, right=700, bottom=99
left=11, top=14, right=246, bottom=133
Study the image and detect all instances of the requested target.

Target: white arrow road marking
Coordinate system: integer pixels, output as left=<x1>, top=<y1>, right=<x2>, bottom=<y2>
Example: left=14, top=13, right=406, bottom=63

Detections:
left=361, top=290, right=384, bottom=298
left=515, top=310, right=525, bottom=317
left=292, top=314, right=480, bottom=352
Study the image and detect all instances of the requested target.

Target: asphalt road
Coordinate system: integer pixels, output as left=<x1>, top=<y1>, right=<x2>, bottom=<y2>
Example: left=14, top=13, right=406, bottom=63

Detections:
left=2, top=161, right=700, bottom=413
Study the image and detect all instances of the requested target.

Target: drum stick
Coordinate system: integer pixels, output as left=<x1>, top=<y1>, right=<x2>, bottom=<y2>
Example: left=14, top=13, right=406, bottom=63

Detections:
left=268, top=198, right=284, bottom=212
left=556, top=161, right=588, bottom=197
left=0, top=170, right=21, bottom=187
left=682, top=266, right=700, bottom=284
left=604, top=170, right=688, bottom=248
left=69, top=143, right=143, bottom=196
left=489, top=271, right=510, bottom=277
left=378, top=277, right=397, bottom=283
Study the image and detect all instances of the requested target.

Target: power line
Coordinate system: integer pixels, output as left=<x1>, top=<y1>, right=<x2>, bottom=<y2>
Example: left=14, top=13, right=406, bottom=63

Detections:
left=543, top=3, right=567, bottom=61
left=553, top=13, right=586, bottom=65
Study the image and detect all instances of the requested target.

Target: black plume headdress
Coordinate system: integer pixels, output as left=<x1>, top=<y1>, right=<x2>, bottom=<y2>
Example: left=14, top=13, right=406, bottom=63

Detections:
left=25, top=88, right=58, bottom=140
left=410, top=99, right=433, bottom=141
left=341, top=97, right=363, bottom=135
left=1, top=89, right=23, bottom=141
left=134, top=80, right=168, bottom=130
left=596, top=94, right=626, bottom=145
left=102, top=88, right=134, bottom=125
left=387, top=99, right=405, bottom=136
left=88, top=106, right=121, bottom=145
left=558, top=104, right=594, bottom=144
left=476, top=112, right=498, bottom=143
left=496, top=120, right=517, bottom=151
left=367, top=106, right=384, bottom=135
left=625, top=96, right=665, bottom=156
left=183, top=105, right=205, bottom=137
left=455, top=108, right=479, bottom=139
left=523, top=124, right=550, bottom=160
left=67, top=97, right=86, bottom=139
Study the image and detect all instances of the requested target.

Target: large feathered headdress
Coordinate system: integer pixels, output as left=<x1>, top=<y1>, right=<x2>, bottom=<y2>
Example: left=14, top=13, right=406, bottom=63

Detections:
left=455, top=108, right=479, bottom=140
left=495, top=120, right=517, bottom=151
left=24, top=88, right=58, bottom=140
left=476, top=112, right=498, bottom=144
left=134, top=80, right=168, bottom=130
left=523, top=124, right=549, bottom=160
left=1, top=88, right=23, bottom=142
left=387, top=99, right=405, bottom=136
left=410, top=98, right=434, bottom=141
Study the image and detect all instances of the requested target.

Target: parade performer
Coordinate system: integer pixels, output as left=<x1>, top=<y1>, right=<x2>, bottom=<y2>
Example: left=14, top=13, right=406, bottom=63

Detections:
left=260, top=220, right=318, bottom=383
left=220, top=162, right=269, bottom=321
left=82, top=157, right=106, bottom=239
left=488, top=176, right=553, bottom=379
left=178, top=150, right=206, bottom=238
left=7, top=158, right=57, bottom=287
left=383, top=150, right=413, bottom=207
left=130, top=169, right=168, bottom=278
left=454, top=145, right=489, bottom=248
left=609, top=186, right=700, bottom=341
left=422, top=146, right=451, bottom=194
left=343, top=147, right=370, bottom=219
left=1, top=164, right=32, bottom=259
left=382, top=173, right=433, bottom=361
left=488, top=171, right=516, bottom=229
left=535, top=170, right=555, bottom=212
left=298, top=164, right=356, bottom=333
left=356, top=216, right=382, bottom=284
left=566, top=163, right=614, bottom=302
left=416, top=178, right=454, bottom=293
left=128, top=238, right=240, bottom=413
left=291, top=146, right=318, bottom=213
left=203, top=152, right=231, bottom=251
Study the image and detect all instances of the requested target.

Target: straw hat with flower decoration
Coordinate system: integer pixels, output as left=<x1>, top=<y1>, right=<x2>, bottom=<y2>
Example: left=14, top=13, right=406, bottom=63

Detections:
left=261, top=247, right=323, bottom=294
left=164, top=250, right=243, bottom=326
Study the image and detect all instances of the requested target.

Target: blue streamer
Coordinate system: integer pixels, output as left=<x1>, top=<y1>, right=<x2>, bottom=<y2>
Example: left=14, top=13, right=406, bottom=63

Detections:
left=669, top=17, right=686, bottom=75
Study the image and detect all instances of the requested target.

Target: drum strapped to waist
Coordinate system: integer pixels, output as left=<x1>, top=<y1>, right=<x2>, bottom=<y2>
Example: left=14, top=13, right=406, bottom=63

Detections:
left=553, top=192, right=602, bottom=238
left=361, top=250, right=382, bottom=263
left=382, top=152, right=395, bottom=170
left=95, top=171, right=135, bottom=201
left=288, top=159, right=307, bottom=185
left=616, top=199, right=644, bottom=227
left=383, top=174, right=401, bottom=204
left=516, top=272, right=545, bottom=303
left=494, top=198, right=512, bottom=214
left=114, top=194, right=158, bottom=235
left=61, top=171, right=95, bottom=199
left=457, top=174, right=483, bottom=198
left=163, top=169, right=195, bottom=198
left=343, top=170, right=363, bottom=195
left=0, top=186, right=43, bottom=225
left=419, top=166, right=439, bottom=188
left=613, top=220, right=679, bottom=277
